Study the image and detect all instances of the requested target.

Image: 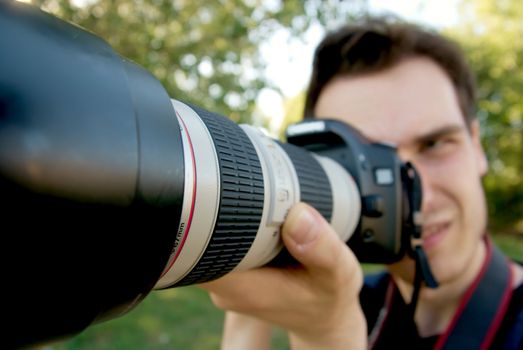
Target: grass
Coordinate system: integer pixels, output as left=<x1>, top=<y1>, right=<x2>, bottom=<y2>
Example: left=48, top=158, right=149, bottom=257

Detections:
left=47, top=287, right=225, bottom=350
left=41, top=233, right=522, bottom=350
left=46, top=285, right=290, bottom=350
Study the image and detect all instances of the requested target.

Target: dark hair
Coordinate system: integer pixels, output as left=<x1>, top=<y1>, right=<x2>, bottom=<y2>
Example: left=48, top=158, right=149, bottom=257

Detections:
left=304, top=17, right=477, bottom=123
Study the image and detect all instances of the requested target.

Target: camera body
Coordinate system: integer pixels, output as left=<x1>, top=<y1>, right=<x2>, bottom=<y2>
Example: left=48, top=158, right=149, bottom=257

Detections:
left=286, top=119, right=411, bottom=263
left=1, top=2, right=420, bottom=348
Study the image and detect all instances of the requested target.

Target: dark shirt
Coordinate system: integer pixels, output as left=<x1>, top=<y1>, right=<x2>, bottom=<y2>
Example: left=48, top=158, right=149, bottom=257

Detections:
left=360, top=271, right=523, bottom=349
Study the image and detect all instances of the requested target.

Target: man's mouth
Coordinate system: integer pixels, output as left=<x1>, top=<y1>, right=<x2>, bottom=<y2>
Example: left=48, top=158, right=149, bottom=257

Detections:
left=422, top=222, right=450, bottom=249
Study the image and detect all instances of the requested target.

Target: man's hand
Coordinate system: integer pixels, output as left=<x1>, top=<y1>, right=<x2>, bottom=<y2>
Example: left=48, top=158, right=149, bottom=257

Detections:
left=200, top=203, right=367, bottom=350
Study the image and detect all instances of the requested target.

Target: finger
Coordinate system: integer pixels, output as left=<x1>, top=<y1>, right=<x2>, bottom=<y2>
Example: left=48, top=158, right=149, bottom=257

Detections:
left=282, top=203, right=360, bottom=285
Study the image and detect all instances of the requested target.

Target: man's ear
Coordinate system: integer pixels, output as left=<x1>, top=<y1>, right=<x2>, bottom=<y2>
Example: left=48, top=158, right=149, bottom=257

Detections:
left=469, top=119, right=488, bottom=176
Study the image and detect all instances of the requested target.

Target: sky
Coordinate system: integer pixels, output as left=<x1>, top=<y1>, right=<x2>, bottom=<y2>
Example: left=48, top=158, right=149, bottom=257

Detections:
left=258, top=0, right=461, bottom=133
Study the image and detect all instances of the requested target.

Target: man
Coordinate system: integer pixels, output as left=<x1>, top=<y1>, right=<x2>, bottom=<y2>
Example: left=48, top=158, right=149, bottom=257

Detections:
left=201, top=18, right=523, bottom=349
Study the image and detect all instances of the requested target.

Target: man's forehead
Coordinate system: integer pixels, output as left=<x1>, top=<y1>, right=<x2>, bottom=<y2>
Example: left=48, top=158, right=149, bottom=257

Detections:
left=350, top=116, right=466, bottom=145
left=313, top=57, right=467, bottom=145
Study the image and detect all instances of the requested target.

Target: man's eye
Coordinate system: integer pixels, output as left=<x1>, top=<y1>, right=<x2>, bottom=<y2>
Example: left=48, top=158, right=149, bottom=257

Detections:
left=420, top=138, right=453, bottom=154
left=424, top=139, right=441, bottom=149
left=420, top=139, right=441, bottom=151
left=420, top=140, right=438, bottom=151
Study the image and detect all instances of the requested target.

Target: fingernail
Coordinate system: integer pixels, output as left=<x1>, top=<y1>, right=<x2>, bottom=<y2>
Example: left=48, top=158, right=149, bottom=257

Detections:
left=286, top=205, right=318, bottom=246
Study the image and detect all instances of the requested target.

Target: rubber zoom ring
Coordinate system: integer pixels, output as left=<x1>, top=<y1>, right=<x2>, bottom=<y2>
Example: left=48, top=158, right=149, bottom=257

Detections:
left=279, top=143, right=332, bottom=221
left=174, top=106, right=264, bottom=286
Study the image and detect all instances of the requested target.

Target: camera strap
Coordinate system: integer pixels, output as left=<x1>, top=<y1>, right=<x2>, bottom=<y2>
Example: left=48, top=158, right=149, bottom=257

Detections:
left=368, top=238, right=514, bottom=350
left=433, top=238, right=513, bottom=350
left=401, top=162, right=438, bottom=292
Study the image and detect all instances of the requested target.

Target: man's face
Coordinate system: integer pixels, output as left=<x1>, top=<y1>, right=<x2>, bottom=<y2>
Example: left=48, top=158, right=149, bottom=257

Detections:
left=314, top=57, right=488, bottom=285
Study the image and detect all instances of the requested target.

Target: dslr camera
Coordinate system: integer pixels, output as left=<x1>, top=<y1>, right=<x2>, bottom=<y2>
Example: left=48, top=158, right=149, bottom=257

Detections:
left=0, top=2, right=424, bottom=348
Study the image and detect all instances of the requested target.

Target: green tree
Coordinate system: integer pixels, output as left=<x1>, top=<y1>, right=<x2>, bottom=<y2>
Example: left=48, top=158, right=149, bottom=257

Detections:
left=447, top=0, right=523, bottom=234
left=33, top=0, right=365, bottom=124
left=279, top=90, right=305, bottom=139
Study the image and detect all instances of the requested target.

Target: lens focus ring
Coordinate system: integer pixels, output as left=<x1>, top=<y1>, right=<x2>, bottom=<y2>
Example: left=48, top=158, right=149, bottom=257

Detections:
left=279, top=143, right=332, bottom=221
left=173, top=106, right=264, bottom=286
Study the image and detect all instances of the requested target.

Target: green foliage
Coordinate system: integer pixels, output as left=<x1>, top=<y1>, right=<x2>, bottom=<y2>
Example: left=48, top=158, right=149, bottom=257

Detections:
left=493, top=233, right=523, bottom=261
left=33, top=0, right=362, bottom=124
left=279, top=90, right=306, bottom=139
left=446, top=0, right=523, bottom=234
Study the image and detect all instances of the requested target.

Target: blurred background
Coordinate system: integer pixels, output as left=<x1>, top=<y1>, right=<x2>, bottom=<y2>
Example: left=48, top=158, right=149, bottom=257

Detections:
left=16, top=0, right=522, bottom=348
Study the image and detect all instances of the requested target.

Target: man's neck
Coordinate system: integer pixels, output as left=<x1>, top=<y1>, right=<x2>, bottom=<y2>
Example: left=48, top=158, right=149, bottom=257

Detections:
left=392, top=240, right=487, bottom=337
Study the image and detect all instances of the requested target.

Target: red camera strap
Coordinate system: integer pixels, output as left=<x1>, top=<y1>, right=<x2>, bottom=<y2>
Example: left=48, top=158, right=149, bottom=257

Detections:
left=369, top=238, right=513, bottom=350
left=434, top=239, right=513, bottom=350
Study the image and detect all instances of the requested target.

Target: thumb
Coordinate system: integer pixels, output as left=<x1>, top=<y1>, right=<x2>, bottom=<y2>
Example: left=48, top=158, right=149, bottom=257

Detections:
left=282, top=202, right=357, bottom=277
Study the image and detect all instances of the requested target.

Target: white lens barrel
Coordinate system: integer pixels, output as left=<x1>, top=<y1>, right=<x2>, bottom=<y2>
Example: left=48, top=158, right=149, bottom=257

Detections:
left=155, top=101, right=361, bottom=288
left=236, top=128, right=361, bottom=270
left=315, top=156, right=361, bottom=242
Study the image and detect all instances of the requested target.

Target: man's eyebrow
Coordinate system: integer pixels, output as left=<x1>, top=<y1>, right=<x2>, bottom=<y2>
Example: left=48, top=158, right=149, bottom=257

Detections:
left=414, top=124, right=465, bottom=144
